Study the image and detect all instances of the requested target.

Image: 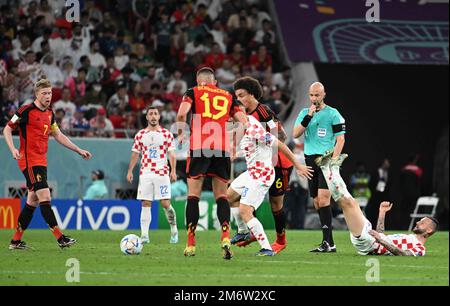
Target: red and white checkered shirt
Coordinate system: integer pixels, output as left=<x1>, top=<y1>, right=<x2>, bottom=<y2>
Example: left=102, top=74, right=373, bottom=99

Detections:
left=132, top=127, right=175, bottom=176
left=240, top=116, right=276, bottom=186
left=373, top=233, right=426, bottom=256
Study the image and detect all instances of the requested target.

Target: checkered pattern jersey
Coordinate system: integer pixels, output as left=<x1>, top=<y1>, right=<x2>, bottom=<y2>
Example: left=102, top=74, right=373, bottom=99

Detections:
left=240, top=116, right=276, bottom=185
left=132, top=127, right=175, bottom=176
left=374, top=233, right=426, bottom=256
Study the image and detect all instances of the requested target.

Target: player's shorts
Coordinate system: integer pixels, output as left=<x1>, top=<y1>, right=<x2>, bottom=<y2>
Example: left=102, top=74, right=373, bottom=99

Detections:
left=137, top=175, right=171, bottom=201
left=187, top=150, right=231, bottom=182
left=269, top=166, right=293, bottom=197
left=350, top=217, right=377, bottom=255
left=230, top=171, right=275, bottom=210
left=22, top=166, right=48, bottom=192
left=305, top=154, right=329, bottom=198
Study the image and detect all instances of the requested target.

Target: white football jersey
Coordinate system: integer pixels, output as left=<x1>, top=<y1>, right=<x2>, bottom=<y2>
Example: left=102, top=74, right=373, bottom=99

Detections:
left=132, top=127, right=175, bottom=176
left=239, top=116, right=276, bottom=186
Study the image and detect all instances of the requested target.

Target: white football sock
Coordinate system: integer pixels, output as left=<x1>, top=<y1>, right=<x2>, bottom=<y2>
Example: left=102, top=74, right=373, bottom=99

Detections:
left=163, top=205, right=178, bottom=235
left=231, top=207, right=248, bottom=233
left=140, top=206, right=151, bottom=238
left=246, top=218, right=271, bottom=250
left=320, top=165, right=352, bottom=202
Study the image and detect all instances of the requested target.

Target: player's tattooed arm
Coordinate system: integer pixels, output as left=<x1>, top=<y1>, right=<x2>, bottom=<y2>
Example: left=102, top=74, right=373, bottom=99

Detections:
left=369, top=230, right=413, bottom=256
left=376, top=202, right=393, bottom=233
left=375, top=214, right=386, bottom=233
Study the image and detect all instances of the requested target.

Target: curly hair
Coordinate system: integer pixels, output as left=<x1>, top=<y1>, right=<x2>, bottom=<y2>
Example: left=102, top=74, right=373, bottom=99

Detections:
left=233, top=76, right=263, bottom=100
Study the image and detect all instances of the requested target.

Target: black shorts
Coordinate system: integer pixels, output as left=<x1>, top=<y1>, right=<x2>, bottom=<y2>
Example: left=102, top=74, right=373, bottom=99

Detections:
left=269, top=166, right=293, bottom=197
left=187, top=150, right=231, bottom=182
left=305, top=155, right=328, bottom=198
left=22, top=166, right=48, bottom=192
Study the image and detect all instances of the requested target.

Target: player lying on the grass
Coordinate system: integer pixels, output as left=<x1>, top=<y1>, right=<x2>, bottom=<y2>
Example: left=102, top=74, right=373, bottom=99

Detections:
left=127, top=106, right=178, bottom=244
left=315, top=151, right=437, bottom=256
left=3, top=79, right=92, bottom=250
left=227, top=114, right=313, bottom=256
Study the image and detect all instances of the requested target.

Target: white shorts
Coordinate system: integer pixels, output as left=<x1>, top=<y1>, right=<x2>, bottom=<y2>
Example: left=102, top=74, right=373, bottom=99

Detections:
left=137, top=175, right=171, bottom=201
left=230, top=171, right=273, bottom=210
left=350, top=217, right=377, bottom=255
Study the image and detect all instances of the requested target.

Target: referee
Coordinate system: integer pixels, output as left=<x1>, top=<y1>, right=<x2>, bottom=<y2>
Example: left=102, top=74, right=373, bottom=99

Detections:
left=293, top=82, right=346, bottom=252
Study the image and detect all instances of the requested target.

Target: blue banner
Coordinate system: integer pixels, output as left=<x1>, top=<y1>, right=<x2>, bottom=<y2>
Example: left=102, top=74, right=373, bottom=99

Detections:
left=26, top=199, right=159, bottom=230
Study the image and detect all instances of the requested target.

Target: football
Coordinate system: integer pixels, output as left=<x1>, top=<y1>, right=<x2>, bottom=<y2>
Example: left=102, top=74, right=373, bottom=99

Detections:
left=120, top=234, right=143, bottom=255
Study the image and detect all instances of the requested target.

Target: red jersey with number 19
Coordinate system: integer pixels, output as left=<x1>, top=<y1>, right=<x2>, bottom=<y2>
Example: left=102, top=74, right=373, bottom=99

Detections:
left=7, top=103, right=58, bottom=171
left=182, top=84, right=241, bottom=153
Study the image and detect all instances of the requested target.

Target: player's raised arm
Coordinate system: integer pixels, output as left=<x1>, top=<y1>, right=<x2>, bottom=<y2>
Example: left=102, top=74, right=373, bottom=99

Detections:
left=375, top=202, right=393, bottom=233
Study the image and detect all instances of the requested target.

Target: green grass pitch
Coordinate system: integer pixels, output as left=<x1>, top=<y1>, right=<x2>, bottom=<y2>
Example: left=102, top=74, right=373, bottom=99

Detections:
left=0, top=229, right=448, bottom=286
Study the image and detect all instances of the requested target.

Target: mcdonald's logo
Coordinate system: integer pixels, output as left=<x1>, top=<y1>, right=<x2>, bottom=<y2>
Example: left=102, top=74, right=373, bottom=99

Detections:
left=0, top=199, right=21, bottom=229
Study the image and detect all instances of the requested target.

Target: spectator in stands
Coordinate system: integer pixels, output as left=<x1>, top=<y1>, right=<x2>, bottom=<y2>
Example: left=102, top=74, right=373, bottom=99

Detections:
left=166, top=70, right=187, bottom=95
left=249, top=4, right=272, bottom=31
left=129, top=81, right=147, bottom=112
left=114, top=45, right=129, bottom=71
left=61, top=108, right=90, bottom=137
left=164, top=81, right=184, bottom=112
left=154, top=9, right=172, bottom=66
left=227, top=43, right=247, bottom=72
left=88, top=40, right=107, bottom=69
left=84, top=169, right=108, bottom=200
left=229, top=17, right=255, bottom=57
left=204, top=42, right=225, bottom=70
left=272, top=66, right=292, bottom=102
left=227, top=8, right=254, bottom=31
left=64, top=67, right=87, bottom=99
left=41, top=54, right=64, bottom=89
left=107, top=82, right=130, bottom=115
left=84, top=83, right=107, bottom=108
left=18, top=50, right=44, bottom=102
left=101, top=56, right=122, bottom=98
left=131, top=0, right=153, bottom=44
left=53, top=87, right=76, bottom=118
left=209, top=19, right=227, bottom=53
left=254, top=19, right=276, bottom=51
left=79, top=55, right=101, bottom=85
left=249, top=45, right=272, bottom=83
left=160, top=100, right=176, bottom=129
left=88, top=107, right=114, bottom=138
left=135, top=43, right=154, bottom=78
left=366, top=158, right=391, bottom=228
left=216, top=59, right=237, bottom=92
left=54, top=108, right=66, bottom=126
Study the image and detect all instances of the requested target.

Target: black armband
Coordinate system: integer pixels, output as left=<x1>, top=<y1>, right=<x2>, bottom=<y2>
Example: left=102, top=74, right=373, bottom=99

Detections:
left=301, top=115, right=313, bottom=127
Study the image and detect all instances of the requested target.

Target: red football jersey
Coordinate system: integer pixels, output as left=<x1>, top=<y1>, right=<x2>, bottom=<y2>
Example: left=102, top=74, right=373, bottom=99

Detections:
left=249, top=103, right=293, bottom=169
left=7, top=103, right=58, bottom=171
left=182, top=85, right=241, bottom=153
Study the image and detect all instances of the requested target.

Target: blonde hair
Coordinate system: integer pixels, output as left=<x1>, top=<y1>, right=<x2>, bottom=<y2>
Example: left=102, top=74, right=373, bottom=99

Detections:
left=34, top=79, right=52, bottom=92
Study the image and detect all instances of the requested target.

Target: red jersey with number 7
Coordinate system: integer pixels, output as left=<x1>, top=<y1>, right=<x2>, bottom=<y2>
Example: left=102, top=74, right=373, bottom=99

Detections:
left=7, top=103, right=58, bottom=171
left=182, top=84, right=241, bottom=153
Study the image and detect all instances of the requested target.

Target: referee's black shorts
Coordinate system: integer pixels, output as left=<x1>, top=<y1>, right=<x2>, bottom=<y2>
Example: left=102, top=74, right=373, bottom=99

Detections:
left=305, top=154, right=328, bottom=198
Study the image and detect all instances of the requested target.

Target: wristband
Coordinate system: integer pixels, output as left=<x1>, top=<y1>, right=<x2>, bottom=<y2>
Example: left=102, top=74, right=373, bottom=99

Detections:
left=301, top=115, right=313, bottom=127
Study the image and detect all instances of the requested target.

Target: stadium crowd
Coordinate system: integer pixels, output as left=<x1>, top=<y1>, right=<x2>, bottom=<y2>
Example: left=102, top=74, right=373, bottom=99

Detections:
left=0, top=0, right=294, bottom=137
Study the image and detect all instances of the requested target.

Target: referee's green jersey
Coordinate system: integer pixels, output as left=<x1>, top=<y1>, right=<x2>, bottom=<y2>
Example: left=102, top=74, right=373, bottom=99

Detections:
left=295, top=105, right=346, bottom=155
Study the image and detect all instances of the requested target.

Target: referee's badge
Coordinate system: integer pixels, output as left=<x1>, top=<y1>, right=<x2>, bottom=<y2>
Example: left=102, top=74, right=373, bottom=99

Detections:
left=317, top=128, right=327, bottom=137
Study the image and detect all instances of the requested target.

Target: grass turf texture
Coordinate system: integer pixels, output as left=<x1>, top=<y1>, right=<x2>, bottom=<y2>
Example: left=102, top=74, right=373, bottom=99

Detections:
left=0, top=229, right=448, bottom=286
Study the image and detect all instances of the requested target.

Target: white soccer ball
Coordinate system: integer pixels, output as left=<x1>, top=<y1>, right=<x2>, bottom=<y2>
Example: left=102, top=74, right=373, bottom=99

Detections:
left=120, top=234, right=143, bottom=255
